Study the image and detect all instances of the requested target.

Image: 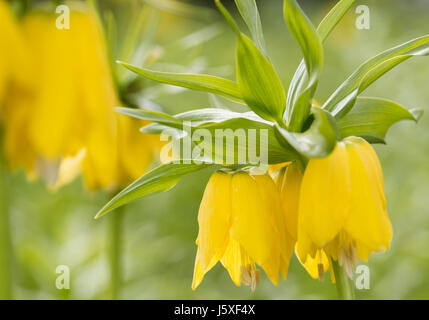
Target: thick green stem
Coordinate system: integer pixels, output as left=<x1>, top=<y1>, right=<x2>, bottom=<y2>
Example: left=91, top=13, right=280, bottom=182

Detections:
left=0, top=144, right=13, bottom=300
left=332, top=260, right=355, bottom=300
left=108, top=205, right=125, bottom=300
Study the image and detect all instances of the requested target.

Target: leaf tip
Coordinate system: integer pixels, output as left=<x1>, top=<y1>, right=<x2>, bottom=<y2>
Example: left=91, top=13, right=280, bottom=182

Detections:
left=116, top=60, right=130, bottom=68
left=410, top=108, right=424, bottom=122
left=94, top=209, right=105, bottom=220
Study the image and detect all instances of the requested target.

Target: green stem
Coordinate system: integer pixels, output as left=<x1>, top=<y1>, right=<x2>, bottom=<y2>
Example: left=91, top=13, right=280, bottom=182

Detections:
left=0, top=143, right=13, bottom=300
left=108, top=205, right=125, bottom=300
left=332, top=260, right=355, bottom=300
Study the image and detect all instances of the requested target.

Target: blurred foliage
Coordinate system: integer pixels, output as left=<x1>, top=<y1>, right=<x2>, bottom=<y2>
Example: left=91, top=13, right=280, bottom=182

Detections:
left=8, top=0, right=429, bottom=299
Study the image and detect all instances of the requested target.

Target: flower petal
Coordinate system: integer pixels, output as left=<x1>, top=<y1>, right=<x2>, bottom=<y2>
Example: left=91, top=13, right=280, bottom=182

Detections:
left=344, top=138, right=392, bottom=251
left=196, top=171, right=232, bottom=270
left=230, top=172, right=281, bottom=284
left=299, top=142, right=351, bottom=247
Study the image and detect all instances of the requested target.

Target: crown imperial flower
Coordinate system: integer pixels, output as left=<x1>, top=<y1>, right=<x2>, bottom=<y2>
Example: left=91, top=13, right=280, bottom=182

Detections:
left=192, top=170, right=294, bottom=290
left=296, top=136, right=392, bottom=279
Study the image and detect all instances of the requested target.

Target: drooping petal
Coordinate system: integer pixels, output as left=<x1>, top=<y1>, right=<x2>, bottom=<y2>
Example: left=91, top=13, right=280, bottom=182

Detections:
left=220, top=237, right=247, bottom=286
left=278, top=163, right=302, bottom=241
left=347, top=136, right=386, bottom=206
left=343, top=138, right=392, bottom=252
left=296, top=248, right=330, bottom=281
left=296, top=223, right=318, bottom=263
left=299, top=142, right=351, bottom=247
left=254, top=173, right=294, bottom=280
left=192, top=247, right=219, bottom=290
left=230, top=172, right=281, bottom=285
left=196, top=171, right=232, bottom=271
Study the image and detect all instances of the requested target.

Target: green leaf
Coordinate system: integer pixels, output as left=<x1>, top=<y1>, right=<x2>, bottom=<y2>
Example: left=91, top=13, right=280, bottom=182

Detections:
left=236, top=33, right=286, bottom=123
left=95, top=162, right=217, bottom=218
left=283, top=0, right=324, bottom=131
left=235, top=0, right=267, bottom=55
left=316, top=0, right=355, bottom=41
left=143, top=0, right=216, bottom=21
left=116, top=107, right=180, bottom=127
left=324, top=35, right=429, bottom=118
left=337, top=97, right=422, bottom=143
left=117, top=61, right=243, bottom=103
left=196, top=115, right=298, bottom=165
left=121, top=107, right=299, bottom=164
left=214, top=0, right=240, bottom=33
left=276, top=107, right=338, bottom=158
left=215, top=0, right=286, bottom=123
left=286, top=0, right=355, bottom=124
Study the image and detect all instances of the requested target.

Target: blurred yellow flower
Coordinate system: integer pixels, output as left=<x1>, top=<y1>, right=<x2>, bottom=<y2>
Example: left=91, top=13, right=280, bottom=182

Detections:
left=296, top=136, right=392, bottom=279
left=3, top=4, right=158, bottom=191
left=192, top=170, right=294, bottom=290
left=113, top=114, right=161, bottom=189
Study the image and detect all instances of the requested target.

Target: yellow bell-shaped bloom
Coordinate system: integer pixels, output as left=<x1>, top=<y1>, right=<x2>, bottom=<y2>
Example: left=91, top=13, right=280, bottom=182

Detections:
left=296, top=136, right=392, bottom=279
left=192, top=170, right=294, bottom=290
left=3, top=7, right=117, bottom=186
left=3, top=4, right=158, bottom=191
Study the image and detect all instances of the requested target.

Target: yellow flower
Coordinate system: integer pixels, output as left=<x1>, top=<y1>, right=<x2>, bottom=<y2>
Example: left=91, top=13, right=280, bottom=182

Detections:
left=3, top=4, right=158, bottom=191
left=192, top=170, right=294, bottom=290
left=3, top=7, right=117, bottom=185
left=296, top=136, right=392, bottom=279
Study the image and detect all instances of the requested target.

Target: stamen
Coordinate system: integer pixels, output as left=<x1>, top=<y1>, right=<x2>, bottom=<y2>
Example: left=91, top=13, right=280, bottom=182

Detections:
left=317, top=263, right=325, bottom=282
left=240, top=264, right=260, bottom=291
left=240, top=266, right=252, bottom=286
left=338, top=241, right=357, bottom=280
left=250, top=269, right=260, bottom=292
left=317, top=250, right=324, bottom=281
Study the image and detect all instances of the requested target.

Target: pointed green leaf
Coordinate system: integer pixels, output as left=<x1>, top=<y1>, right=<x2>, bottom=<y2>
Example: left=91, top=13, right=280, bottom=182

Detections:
left=276, top=107, right=338, bottom=158
left=214, top=0, right=240, bottom=33
left=122, top=107, right=299, bottom=164
left=96, top=162, right=217, bottom=218
left=324, top=35, right=429, bottom=118
left=236, top=33, right=286, bottom=123
left=287, top=0, right=355, bottom=124
left=283, top=0, right=324, bottom=131
left=116, top=107, right=180, bottom=127
left=195, top=114, right=298, bottom=165
left=337, top=97, right=422, bottom=143
left=117, top=61, right=243, bottom=102
left=235, top=0, right=267, bottom=55
left=316, top=0, right=355, bottom=41
left=215, top=0, right=286, bottom=123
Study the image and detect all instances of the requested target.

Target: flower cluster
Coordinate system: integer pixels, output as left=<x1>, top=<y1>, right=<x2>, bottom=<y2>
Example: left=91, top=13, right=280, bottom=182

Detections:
left=97, top=0, right=427, bottom=292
